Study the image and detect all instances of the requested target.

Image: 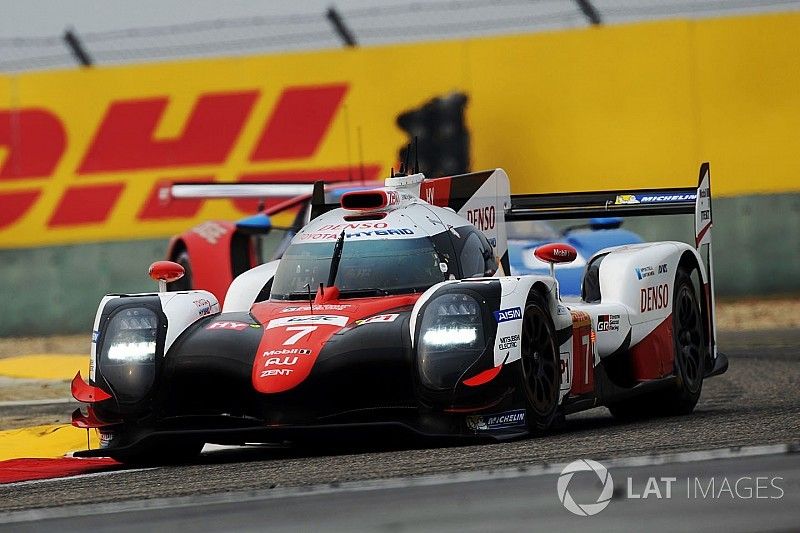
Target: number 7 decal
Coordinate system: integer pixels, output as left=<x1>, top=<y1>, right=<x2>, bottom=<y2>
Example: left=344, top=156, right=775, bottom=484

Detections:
left=283, top=326, right=317, bottom=345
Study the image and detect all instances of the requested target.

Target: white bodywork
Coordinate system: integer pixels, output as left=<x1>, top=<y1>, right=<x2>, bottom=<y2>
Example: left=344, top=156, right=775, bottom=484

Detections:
left=90, top=290, right=219, bottom=380
left=223, top=260, right=280, bottom=313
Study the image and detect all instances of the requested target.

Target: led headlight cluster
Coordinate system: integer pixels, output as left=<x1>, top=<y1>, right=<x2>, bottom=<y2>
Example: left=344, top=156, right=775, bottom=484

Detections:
left=98, top=306, right=160, bottom=404
left=418, top=293, right=487, bottom=390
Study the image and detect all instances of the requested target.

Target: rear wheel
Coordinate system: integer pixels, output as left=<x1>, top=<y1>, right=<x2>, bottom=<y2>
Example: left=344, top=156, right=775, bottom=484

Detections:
left=519, top=294, right=561, bottom=433
left=662, top=267, right=706, bottom=414
left=168, top=250, right=193, bottom=292
left=608, top=267, right=706, bottom=419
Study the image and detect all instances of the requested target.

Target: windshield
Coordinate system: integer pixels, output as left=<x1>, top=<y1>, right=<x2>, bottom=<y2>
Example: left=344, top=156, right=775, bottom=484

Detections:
left=271, top=237, right=447, bottom=299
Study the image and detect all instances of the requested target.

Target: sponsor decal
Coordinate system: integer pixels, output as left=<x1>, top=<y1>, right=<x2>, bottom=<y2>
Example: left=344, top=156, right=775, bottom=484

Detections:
left=260, top=369, right=293, bottom=377
left=192, top=221, right=228, bottom=245
left=466, top=205, right=496, bottom=231
left=560, top=351, right=570, bottom=382
left=263, top=348, right=312, bottom=357
left=614, top=194, right=640, bottom=205
left=557, top=304, right=570, bottom=316
left=91, top=330, right=100, bottom=343
left=193, top=298, right=213, bottom=316
left=700, top=209, right=710, bottom=221
left=493, top=307, right=522, bottom=323
left=264, top=356, right=299, bottom=366
left=346, top=228, right=414, bottom=238
left=639, top=193, right=696, bottom=203
left=205, top=321, right=254, bottom=331
left=318, top=222, right=388, bottom=231
left=298, top=228, right=414, bottom=240
left=614, top=193, right=697, bottom=206
left=281, top=304, right=350, bottom=312
left=466, top=409, right=526, bottom=431
left=355, top=313, right=399, bottom=325
left=266, top=315, right=349, bottom=329
left=635, top=265, right=654, bottom=280
left=497, top=334, right=520, bottom=350
left=597, top=314, right=620, bottom=332
left=640, top=284, right=670, bottom=313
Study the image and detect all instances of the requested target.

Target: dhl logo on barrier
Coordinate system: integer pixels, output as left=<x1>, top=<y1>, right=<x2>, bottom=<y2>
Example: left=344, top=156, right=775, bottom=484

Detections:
left=0, top=83, right=387, bottom=248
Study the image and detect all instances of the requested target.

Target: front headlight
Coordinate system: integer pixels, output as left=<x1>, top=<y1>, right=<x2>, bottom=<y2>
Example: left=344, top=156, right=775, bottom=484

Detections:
left=418, top=293, right=487, bottom=390
left=98, top=306, right=160, bottom=403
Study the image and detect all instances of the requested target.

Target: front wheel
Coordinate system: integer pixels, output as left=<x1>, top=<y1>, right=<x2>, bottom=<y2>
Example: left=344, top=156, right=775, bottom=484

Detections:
left=107, top=437, right=204, bottom=465
left=519, top=294, right=561, bottom=433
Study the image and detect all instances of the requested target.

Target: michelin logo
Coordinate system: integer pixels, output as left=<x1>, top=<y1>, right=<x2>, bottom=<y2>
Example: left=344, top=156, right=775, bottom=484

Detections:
left=466, top=409, right=527, bottom=431
left=493, top=307, right=522, bottom=323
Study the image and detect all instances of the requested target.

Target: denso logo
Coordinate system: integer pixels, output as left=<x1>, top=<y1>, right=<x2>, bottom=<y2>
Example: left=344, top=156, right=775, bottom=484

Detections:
left=466, top=205, right=496, bottom=231
left=640, top=284, right=670, bottom=313
left=0, top=83, right=383, bottom=246
left=493, top=307, right=522, bottom=323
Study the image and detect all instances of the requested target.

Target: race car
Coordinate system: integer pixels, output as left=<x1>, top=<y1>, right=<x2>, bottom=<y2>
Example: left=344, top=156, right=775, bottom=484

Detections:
left=70, top=163, right=727, bottom=463
left=507, top=218, right=642, bottom=295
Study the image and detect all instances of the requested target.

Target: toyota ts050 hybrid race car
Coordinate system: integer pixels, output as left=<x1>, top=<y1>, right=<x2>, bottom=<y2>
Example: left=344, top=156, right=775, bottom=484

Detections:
left=70, top=163, right=727, bottom=463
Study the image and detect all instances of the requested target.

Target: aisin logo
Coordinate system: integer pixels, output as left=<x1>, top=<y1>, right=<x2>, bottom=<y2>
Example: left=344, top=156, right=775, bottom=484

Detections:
left=557, top=459, right=614, bottom=516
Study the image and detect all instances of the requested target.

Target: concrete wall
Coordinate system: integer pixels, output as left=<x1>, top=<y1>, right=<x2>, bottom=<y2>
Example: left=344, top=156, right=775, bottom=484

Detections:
left=1, top=193, right=797, bottom=337
left=0, top=239, right=166, bottom=336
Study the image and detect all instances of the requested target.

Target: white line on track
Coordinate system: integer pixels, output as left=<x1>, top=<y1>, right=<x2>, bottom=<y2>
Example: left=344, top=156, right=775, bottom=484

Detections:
left=0, top=442, right=796, bottom=524
left=0, top=398, right=75, bottom=407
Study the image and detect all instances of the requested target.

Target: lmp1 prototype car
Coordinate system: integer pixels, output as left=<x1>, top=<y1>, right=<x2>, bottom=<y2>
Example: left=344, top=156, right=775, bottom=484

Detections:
left=71, top=164, right=727, bottom=463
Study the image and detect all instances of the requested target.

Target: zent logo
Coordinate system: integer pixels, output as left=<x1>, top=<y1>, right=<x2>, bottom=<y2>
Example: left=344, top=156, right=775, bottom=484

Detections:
left=557, top=459, right=614, bottom=516
left=493, top=307, right=522, bottom=323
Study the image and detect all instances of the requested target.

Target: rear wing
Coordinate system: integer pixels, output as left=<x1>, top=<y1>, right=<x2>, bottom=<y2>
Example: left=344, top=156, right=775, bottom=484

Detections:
left=506, top=163, right=716, bottom=361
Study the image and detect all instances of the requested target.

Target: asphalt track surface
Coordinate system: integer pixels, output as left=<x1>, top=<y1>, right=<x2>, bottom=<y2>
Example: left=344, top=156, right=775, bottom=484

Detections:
left=1, top=329, right=799, bottom=529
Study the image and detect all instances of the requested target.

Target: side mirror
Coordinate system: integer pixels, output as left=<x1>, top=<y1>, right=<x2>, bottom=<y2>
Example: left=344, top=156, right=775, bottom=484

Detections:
left=589, top=217, right=622, bottom=230
left=149, top=260, right=185, bottom=292
left=236, top=213, right=272, bottom=235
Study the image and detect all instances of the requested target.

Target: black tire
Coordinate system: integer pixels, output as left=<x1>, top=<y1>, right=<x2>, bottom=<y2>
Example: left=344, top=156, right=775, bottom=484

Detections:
left=108, top=437, right=204, bottom=465
left=519, top=293, right=561, bottom=433
left=661, top=267, right=706, bottom=414
left=168, top=250, right=193, bottom=292
left=609, top=267, right=706, bottom=419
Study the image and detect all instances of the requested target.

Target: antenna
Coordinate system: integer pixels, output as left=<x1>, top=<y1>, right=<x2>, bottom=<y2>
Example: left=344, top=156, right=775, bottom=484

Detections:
left=343, top=104, right=353, bottom=182
left=390, top=167, right=395, bottom=178
left=357, top=126, right=365, bottom=184
left=402, top=142, right=411, bottom=175
left=413, top=136, right=419, bottom=174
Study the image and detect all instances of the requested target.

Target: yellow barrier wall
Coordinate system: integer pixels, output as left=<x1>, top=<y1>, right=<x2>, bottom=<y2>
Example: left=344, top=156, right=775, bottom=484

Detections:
left=1, top=11, right=799, bottom=248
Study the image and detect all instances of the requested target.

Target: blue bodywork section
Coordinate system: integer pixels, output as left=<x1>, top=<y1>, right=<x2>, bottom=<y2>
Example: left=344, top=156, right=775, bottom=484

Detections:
left=508, top=225, right=642, bottom=296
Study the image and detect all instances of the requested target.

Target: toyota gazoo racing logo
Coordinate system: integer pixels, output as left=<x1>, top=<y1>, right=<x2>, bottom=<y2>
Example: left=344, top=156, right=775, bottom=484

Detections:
left=557, top=459, right=614, bottom=516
